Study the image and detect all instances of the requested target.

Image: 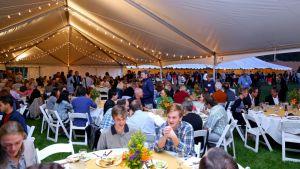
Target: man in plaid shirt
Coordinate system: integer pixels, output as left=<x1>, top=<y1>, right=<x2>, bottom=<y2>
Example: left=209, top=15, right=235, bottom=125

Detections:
left=155, top=103, right=195, bottom=155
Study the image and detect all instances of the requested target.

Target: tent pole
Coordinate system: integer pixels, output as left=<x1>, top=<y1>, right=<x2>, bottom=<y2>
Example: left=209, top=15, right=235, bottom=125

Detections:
left=159, top=61, right=163, bottom=81
left=213, top=54, right=217, bottom=81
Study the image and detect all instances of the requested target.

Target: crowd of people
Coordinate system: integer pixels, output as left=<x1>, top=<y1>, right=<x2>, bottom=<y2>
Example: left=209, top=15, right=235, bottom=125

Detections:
left=0, top=67, right=299, bottom=169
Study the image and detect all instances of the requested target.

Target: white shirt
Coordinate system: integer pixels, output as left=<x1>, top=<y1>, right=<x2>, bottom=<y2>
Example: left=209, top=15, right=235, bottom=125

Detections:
left=203, top=73, right=208, bottom=81
left=249, top=94, right=255, bottom=106
left=83, top=76, right=94, bottom=87
left=273, top=96, right=279, bottom=105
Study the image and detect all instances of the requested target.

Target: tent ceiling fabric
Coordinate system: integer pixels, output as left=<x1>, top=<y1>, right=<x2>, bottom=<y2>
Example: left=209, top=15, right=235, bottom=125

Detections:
left=0, top=0, right=300, bottom=66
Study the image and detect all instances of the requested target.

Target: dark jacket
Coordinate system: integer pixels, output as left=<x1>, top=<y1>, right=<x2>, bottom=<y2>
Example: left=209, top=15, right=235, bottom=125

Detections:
left=142, top=78, right=154, bottom=105
left=103, top=99, right=115, bottom=115
left=279, top=78, right=288, bottom=102
left=264, top=95, right=282, bottom=105
left=231, top=98, right=246, bottom=125
left=0, top=110, right=27, bottom=134
left=243, top=94, right=259, bottom=107
left=122, top=87, right=134, bottom=98
left=182, top=113, right=203, bottom=144
left=73, top=75, right=82, bottom=89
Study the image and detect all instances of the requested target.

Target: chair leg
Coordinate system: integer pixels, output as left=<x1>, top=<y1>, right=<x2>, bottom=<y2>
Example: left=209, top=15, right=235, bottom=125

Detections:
left=236, top=126, right=245, bottom=142
left=232, top=139, right=236, bottom=159
left=262, top=133, right=273, bottom=152
left=41, top=118, right=45, bottom=134
left=69, top=128, right=73, bottom=143
left=255, top=134, right=259, bottom=153
left=282, top=140, right=285, bottom=161
left=55, top=124, right=59, bottom=143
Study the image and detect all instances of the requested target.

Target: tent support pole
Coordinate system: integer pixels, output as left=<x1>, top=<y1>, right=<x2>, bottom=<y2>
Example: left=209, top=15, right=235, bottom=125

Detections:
left=213, top=54, right=217, bottom=81
left=159, top=61, right=163, bottom=80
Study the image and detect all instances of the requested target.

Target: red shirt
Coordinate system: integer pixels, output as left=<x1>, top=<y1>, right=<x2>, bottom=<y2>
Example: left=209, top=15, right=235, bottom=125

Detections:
left=3, top=113, right=11, bottom=124
left=174, top=91, right=189, bottom=104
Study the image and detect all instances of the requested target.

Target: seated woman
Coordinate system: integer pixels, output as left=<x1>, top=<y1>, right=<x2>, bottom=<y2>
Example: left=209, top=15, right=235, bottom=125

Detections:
left=203, top=93, right=227, bottom=143
left=46, top=88, right=60, bottom=110
left=54, top=90, right=72, bottom=122
left=0, top=121, right=37, bottom=169
left=28, top=88, right=44, bottom=119
left=231, top=88, right=249, bottom=125
left=156, top=89, right=174, bottom=109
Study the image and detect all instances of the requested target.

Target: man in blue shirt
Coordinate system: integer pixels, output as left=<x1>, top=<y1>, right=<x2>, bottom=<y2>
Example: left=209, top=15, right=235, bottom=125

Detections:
left=71, top=86, right=97, bottom=126
left=0, top=96, right=27, bottom=133
left=204, top=75, right=215, bottom=94
left=238, top=70, right=252, bottom=89
left=141, top=70, right=154, bottom=109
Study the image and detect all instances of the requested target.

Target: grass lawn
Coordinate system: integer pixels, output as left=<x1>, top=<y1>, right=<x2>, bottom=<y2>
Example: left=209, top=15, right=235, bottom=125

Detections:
left=27, top=82, right=300, bottom=168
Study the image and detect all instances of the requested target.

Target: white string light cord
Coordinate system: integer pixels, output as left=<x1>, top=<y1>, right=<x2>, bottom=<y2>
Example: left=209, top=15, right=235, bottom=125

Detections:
left=1, top=28, right=68, bottom=56
left=73, top=35, right=153, bottom=64
left=68, top=42, right=115, bottom=64
left=15, top=42, right=68, bottom=62
left=1, top=0, right=63, bottom=19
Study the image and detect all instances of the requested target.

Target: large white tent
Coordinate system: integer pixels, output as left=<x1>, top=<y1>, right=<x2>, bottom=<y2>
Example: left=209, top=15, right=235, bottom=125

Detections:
left=0, top=0, right=299, bottom=77
left=215, top=57, right=292, bottom=70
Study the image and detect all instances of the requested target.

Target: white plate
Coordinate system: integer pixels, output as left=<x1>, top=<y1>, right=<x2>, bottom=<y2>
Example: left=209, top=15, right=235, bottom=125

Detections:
left=286, top=116, right=300, bottom=120
left=148, top=160, right=168, bottom=169
left=95, top=156, right=122, bottom=168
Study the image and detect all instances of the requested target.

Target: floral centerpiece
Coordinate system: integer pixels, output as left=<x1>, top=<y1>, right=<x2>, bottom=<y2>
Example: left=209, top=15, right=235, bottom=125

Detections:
left=90, top=88, right=100, bottom=101
left=288, top=89, right=299, bottom=108
left=121, top=131, right=152, bottom=169
left=158, top=96, right=172, bottom=116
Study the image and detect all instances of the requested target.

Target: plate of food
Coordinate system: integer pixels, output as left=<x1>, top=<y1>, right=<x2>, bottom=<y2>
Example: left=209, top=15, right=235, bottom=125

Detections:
left=95, top=156, right=122, bottom=168
left=147, top=160, right=168, bottom=169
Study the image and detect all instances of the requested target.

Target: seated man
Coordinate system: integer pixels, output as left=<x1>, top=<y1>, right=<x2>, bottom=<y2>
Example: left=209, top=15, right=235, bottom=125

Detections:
left=100, top=99, right=129, bottom=129
left=173, top=85, right=190, bottom=104
left=97, top=105, right=137, bottom=150
left=71, top=86, right=97, bottom=126
left=103, top=89, right=118, bottom=115
left=0, top=96, right=27, bottom=133
left=265, top=87, right=281, bottom=105
left=244, top=87, right=260, bottom=108
left=127, top=100, right=156, bottom=135
left=212, top=82, right=227, bottom=104
left=155, top=103, right=195, bottom=155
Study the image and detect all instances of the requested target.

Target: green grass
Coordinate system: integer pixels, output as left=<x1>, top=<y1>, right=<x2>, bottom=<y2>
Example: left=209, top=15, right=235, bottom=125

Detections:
left=28, top=83, right=300, bottom=168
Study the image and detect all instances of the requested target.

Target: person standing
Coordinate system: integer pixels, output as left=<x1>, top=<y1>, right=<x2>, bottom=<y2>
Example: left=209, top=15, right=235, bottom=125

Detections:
left=238, top=70, right=252, bottom=89
left=73, top=71, right=81, bottom=91
left=141, top=70, right=154, bottom=109
left=67, top=70, right=74, bottom=94
left=83, top=72, right=94, bottom=89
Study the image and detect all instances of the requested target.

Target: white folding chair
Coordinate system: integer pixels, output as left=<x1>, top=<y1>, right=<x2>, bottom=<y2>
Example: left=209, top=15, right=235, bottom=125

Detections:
left=46, top=109, right=70, bottom=142
left=27, top=125, right=35, bottom=138
left=227, top=109, right=245, bottom=142
left=69, top=112, right=89, bottom=145
left=99, top=88, right=109, bottom=100
left=36, top=142, right=74, bottom=163
left=242, top=113, right=273, bottom=153
left=40, top=104, right=53, bottom=134
left=19, top=104, right=27, bottom=115
left=194, top=130, right=208, bottom=158
left=282, top=120, right=300, bottom=162
left=209, top=120, right=237, bottom=159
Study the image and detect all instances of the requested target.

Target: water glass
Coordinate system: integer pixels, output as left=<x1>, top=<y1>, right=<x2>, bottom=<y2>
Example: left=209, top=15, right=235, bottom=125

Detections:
left=176, top=151, right=184, bottom=169
left=78, top=149, right=87, bottom=161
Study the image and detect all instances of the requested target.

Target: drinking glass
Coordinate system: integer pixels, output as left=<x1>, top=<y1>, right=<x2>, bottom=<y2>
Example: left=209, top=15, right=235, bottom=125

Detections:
left=78, top=149, right=87, bottom=161
left=176, top=150, right=184, bottom=169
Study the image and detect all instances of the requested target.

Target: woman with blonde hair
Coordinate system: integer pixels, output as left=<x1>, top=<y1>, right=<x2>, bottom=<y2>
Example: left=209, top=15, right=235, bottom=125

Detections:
left=0, top=121, right=37, bottom=169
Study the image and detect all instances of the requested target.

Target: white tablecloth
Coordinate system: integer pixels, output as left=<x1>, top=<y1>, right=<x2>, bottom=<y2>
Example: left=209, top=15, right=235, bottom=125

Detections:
left=58, top=148, right=246, bottom=169
left=248, top=110, right=300, bottom=144
left=90, top=108, right=103, bottom=126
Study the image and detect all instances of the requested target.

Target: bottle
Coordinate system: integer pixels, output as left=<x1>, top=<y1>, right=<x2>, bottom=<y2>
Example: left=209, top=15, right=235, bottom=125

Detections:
left=284, top=105, right=288, bottom=117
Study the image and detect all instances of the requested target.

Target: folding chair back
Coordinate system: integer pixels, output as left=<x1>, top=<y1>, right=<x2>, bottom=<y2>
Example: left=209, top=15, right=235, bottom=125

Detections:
left=46, top=109, right=70, bottom=142
left=36, top=142, right=74, bottom=163
left=282, top=120, right=300, bottom=162
left=194, top=130, right=208, bottom=157
left=69, top=113, right=89, bottom=145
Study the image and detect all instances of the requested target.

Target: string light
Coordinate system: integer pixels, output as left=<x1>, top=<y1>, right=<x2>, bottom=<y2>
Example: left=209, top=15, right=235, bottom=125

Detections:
left=2, top=1, right=63, bottom=20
